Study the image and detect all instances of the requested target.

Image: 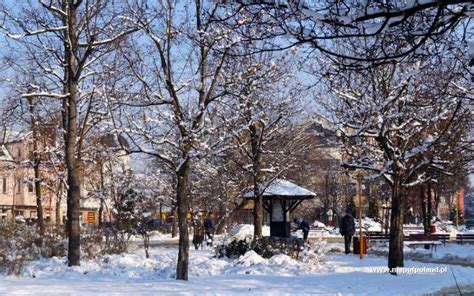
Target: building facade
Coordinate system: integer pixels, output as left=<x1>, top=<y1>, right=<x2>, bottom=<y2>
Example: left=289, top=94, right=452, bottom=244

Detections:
left=0, top=130, right=131, bottom=225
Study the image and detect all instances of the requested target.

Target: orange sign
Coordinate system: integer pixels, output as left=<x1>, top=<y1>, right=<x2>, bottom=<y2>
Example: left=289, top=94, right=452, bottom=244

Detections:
left=86, top=212, right=95, bottom=224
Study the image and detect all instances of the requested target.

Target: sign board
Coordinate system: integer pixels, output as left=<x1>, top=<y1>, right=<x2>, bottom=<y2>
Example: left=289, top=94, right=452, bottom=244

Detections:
left=86, top=212, right=95, bottom=224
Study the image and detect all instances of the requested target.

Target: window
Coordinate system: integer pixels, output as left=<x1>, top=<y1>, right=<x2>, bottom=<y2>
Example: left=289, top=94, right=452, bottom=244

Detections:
left=16, top=179, right=21, bottom=194
left=17, top=148, right=21, bottom=159
left=2, top=178, right=6, bottom=194
left=28, top=182, right=34, bottom=193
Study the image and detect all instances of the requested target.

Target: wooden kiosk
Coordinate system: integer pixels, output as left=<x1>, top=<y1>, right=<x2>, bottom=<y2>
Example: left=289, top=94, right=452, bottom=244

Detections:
left=244, top=179, right=316, bottom=238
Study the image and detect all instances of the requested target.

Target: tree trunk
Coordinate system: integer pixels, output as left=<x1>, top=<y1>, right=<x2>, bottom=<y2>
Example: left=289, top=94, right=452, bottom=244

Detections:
left=33, top=156, right=45, bottom=236
left=64, top=2, right=81, bottom=267
left=143, top=232, right=150, bottom=259
left=250, top=123, right=263, bottom=240
left=388, top=177, right=405, bottom=273
left=176, top=157, right=190, bottom=280
left=253, top=192, right=263, bottom=239
left=421, top=185, right=429, bottom=235
left=56, top=182, right=62, bottom=226
left=66, top=141, right=81, bottom=267
left=28, top=97, right=45, bottom=236
left=434, top=184, right=440, bottom=218
left=98, top=161, right=105, bottom=227
left=427, top=182, right=432, bottom=233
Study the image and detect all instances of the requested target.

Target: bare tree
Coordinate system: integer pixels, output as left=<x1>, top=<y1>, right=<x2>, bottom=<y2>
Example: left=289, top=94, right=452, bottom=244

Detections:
left=0, top=0, right=137, bottom=266
left=109, top=0, right=260, bottom=280
left=214, top=48, right=307, bottom=239
left=217, top=1, right=472, bottom=69
left=325, top=56, right=470, bottom=272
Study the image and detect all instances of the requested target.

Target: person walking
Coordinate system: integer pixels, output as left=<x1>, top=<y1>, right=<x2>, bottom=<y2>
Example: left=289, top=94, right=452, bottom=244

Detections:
left=204, top=213, right=214, bottom=246
left=340, top=209, right=355, bottom=254
left=192, top=214, right=205, bottom=250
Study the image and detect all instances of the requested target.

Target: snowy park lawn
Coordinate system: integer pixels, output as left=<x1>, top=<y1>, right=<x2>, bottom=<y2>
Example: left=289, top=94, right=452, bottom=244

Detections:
left=1, top=245, right=474, bottom=295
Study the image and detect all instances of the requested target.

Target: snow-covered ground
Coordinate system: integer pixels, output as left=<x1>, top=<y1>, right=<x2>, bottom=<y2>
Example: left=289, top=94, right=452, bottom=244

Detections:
left=329, top=240, right=474, bottom=267
left=2, top=245, right=474, bottom=295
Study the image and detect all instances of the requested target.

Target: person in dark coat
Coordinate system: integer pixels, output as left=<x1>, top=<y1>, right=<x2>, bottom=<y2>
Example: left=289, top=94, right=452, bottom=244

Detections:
left=203, top=213, right=214, bottom=246
left=340, top=209, right=355, bottom=254
left=294, top=218, right=310, bottom=242
left=192, top=215, right=205, bottom=250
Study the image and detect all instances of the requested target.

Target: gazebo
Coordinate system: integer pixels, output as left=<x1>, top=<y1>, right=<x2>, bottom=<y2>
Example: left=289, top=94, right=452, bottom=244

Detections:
left=244, top=179, right=316, bottom=238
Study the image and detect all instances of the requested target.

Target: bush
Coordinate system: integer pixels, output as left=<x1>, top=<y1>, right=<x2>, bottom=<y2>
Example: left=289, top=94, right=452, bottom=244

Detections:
left=0, top=223, right=67, bottom=275
left=0, top=220, right=136, bottom=275
left=217, top=239, right=249, bottom=259
left=80, top=224, right=132, bottom=258
left=216, top=237, right=283, bottom=259
left=216, top=234, right=329, bottom=263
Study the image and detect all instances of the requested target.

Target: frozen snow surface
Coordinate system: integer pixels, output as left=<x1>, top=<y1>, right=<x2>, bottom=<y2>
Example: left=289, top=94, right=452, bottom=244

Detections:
left=1, top=244, right=474, bottom=295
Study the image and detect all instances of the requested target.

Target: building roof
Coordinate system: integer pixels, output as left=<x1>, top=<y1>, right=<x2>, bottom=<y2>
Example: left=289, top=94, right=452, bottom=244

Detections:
left=305, top=121, right=339, bottom=148
left=244, top=179, right=316, bottom=200
left=0, top=145, right=13, bottom=161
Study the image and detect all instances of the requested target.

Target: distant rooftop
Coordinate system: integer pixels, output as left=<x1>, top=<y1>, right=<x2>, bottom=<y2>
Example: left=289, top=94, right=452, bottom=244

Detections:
left=305, top=121, right=339, bottom=148
left=0, top=145, right=13, bottom=161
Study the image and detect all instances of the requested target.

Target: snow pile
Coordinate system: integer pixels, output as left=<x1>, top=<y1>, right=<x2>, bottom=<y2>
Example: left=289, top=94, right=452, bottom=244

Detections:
left=299, top=239, right=329, bottom=271
left=432, top=220, right=467, bottom=236
left=309, top=221, right=340, bottom=237
left=458, top=227, right=474, bottom=234
left=312, top=220, right=327, bottom=228
left=227, top=248, right=327, bottom=275
left=21, top=252, right=174, bottom=280
left=235, top=250, right=266, bottom=267
left=355, top=217, right=382, bottom=232
left=228, top=224, right=270, bottom=241
left=405, top=244, right=474, bottom=264
left=431, top=220, right=474, bottom=235
left=19, top=245, right=328, bottom=280
left=14, top=216, right=25, bottom=223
